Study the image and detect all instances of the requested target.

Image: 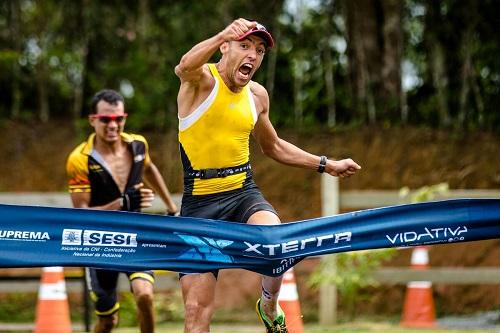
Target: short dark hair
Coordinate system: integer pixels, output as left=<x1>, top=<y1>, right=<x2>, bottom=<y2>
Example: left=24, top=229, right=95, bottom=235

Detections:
left=90, top=89, right=124, bottom=114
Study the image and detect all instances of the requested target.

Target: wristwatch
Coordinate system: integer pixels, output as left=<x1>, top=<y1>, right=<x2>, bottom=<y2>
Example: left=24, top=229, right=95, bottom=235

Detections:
left=317, top=155, right=327, bottom=173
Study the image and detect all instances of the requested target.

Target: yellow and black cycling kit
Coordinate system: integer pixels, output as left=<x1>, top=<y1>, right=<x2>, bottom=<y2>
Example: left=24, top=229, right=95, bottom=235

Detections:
left=66, top=132, right=151, bottom=208
left=66, top=132, right=154, bottom=316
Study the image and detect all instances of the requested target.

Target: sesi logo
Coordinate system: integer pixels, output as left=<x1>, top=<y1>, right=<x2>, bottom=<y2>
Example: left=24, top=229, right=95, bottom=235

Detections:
left=83, top=230, right=137, bottom=247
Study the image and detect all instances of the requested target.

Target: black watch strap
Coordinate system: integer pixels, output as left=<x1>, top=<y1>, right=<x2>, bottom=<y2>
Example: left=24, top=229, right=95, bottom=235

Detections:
left=317, top=155, right=327, bottom=173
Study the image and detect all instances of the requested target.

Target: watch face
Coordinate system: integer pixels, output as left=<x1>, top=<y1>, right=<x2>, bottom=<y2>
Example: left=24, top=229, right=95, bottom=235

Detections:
left=317, top=156, right=327, bottom=173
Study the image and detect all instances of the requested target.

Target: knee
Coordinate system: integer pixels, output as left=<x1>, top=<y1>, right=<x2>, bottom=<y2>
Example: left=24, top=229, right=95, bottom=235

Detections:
left=135, top=291, right=154, bottom=310
left=184, top=300, right=213, bottom=322
left=98, top=314, right=118, bottom=330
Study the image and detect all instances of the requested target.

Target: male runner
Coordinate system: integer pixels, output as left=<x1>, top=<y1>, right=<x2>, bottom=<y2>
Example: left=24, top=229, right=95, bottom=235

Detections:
left=66, top=89, right=178, bottom=333
left=175, top=19, right=361, bottom=333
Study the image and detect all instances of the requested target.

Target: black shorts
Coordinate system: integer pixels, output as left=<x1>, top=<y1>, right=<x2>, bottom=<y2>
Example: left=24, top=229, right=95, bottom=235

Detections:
left=86, top=268, right=155, bottom=316
left=181, top=184, right=277, bottom=222
left=179, top=184, right=278, bottom=279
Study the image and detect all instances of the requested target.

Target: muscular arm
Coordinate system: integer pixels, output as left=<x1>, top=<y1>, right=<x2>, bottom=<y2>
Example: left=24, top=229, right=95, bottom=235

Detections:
left=143, top=162, right=178, bottom=214
left=251, top=83, right=361, bottom=178
left=174, top=34, right=225, bottom=83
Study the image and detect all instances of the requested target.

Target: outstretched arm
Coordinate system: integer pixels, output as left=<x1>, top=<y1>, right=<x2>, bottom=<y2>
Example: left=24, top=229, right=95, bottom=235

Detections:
left=143, top=162, right=179, bottom=215
left=251, top=84, right=361, bottom=178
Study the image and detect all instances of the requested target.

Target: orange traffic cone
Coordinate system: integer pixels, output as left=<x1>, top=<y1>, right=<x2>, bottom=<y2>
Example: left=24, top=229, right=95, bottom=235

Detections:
left=400, top=246, right=437, bottom=328
left=278, top=268, right=304, bottom=333
left=34, top=267, right=72, bottom=333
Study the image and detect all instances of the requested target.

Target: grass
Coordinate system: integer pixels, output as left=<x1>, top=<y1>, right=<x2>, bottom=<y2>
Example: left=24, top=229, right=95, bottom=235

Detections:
left=1, top=321, right=495, bottom=333
left=110, top=322, right=496, bottom=333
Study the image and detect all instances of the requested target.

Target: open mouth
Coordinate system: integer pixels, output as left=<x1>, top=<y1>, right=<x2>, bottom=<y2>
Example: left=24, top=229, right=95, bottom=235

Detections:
left=105, top=130, right=119, bottom=138
left=238, top=63, right=253, bottom=80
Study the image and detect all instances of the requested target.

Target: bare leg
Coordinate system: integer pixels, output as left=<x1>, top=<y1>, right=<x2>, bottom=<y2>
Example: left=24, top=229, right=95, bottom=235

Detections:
left=94, top=314, right=118, bottom=333
left=181, top=272, right=217, bottom=333
left=247, top=210, right=283, bottom=320
left=131, top=278, right=155, bottom=333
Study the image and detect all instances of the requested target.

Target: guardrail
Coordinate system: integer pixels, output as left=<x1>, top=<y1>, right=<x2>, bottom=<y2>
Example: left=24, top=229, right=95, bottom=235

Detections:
left=0, top=189, right=499, bottom=211
left=374, top=267, right=500, bottom=284
left=339, top=189, right=500, bottom=209
left=0, top=192, right=183, bottom=213
left=0, top=269, right=178, bottom=293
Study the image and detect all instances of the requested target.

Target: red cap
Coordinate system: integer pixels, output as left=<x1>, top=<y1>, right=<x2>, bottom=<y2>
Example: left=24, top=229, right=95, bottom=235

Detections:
left=237, top=23, right=274, bottom=48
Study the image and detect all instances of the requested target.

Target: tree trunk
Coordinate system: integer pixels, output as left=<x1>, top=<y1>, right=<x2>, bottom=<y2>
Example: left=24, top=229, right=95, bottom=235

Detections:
left=380, top=0, right=403, bottom=121
left=344, top=0, right=380, bottom=124
left=293, top=59, right=304, bottom=125
left=457, top=27, right=473, bottom=129
left=425, top=1, right=450, bottom=127
left=344, top=0, right=404, bottom=125
left=138, top=0, right=150, bottom=40
left=72, top=0, right=90, bottom=120
left=431, top=43, right=450, bottom=127
left=323, top=46, right=336, bottom=127
left=345, top=1, right=366, bottom=122
left=266, top=28, right=279, bottom=104
left=471, top=69, right=484, bottom=128
left=36, top=61, right=50, bottom=123
left=9, top=0, right=22, bottom=119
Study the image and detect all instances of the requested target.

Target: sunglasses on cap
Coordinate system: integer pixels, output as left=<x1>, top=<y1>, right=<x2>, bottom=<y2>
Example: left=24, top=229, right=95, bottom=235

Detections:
left=90, top=113, right=128, bottom=124
left=238, top=21, right=274, bottom=48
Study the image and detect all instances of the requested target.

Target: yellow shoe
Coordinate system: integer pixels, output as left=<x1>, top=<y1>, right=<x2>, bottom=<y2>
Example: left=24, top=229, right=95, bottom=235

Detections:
left=255, top=298, right=288, bottom=333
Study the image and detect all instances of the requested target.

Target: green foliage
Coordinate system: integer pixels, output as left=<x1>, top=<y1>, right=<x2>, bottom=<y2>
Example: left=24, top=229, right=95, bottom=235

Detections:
left=0, top=290, right=184, bottom=327
left=399, top=182, right=449, bottom=203
left=0, top=293, right=38, bottom=322
left=309, top=249, right=396, bottom=320
left=111, top=291, right=184, bottom=327
left=154, top=290, right=185, bottom=323
left=0, top=1, right=499, bottom=131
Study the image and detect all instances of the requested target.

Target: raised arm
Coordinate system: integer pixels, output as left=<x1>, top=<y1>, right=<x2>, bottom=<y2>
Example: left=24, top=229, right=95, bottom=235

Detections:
left=174, top=18, right=257, bottom=83
left=251, top=83, right=361, bottom=178
left=175, top=19, right=258, bottom=118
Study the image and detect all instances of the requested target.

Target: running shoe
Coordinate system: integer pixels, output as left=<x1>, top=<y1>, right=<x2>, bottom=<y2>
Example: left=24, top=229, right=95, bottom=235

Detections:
left=255, top=298, right=288, bottom=333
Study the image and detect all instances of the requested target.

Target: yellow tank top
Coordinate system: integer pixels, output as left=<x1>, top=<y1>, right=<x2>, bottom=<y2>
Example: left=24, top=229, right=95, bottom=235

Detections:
left=178, top=63, right=258, bottom=195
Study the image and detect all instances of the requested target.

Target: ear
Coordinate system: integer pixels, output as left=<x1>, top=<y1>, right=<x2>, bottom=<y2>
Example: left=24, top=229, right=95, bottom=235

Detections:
left=220, top=41, right=230, bottom=54
left=88, top=116, right=96, bottom=127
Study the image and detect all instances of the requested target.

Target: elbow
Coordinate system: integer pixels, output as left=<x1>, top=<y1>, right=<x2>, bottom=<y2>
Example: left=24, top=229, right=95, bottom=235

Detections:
left=175, top=56, right=191, bottom=77
left=174, top=63, right=184, bottom=78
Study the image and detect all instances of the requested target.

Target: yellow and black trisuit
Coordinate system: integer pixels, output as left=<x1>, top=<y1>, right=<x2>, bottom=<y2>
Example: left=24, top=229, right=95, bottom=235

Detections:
left=178, top=63, right=277, bottom=226
left=179, top=63, right=260, bottom=196
left=67, top=132, right=150, bottom=209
